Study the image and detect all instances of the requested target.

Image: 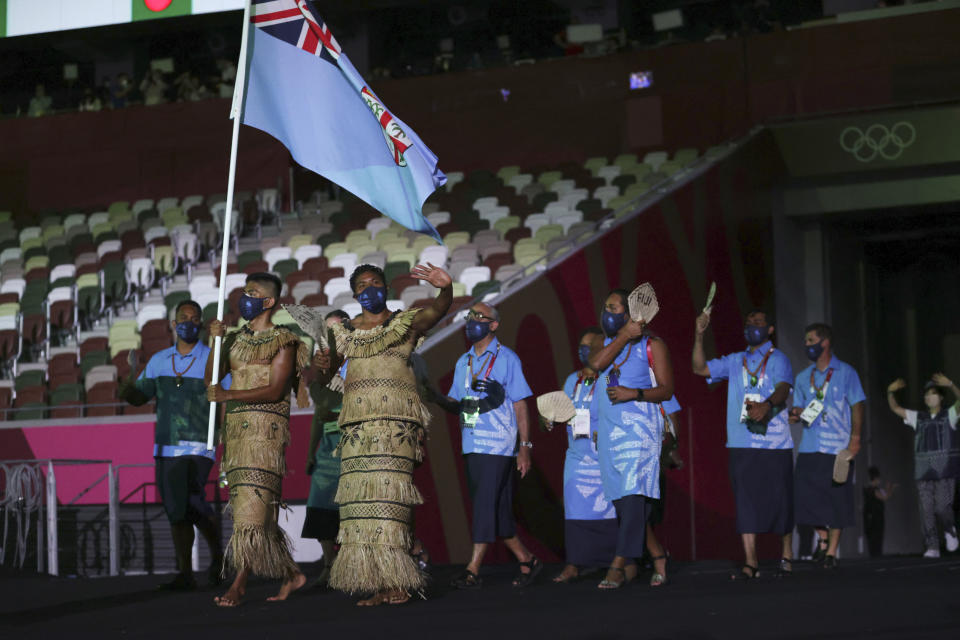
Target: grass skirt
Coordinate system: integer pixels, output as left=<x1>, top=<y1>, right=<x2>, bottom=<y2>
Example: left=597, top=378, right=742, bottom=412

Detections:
left=329, top=419, right=426, bottom=594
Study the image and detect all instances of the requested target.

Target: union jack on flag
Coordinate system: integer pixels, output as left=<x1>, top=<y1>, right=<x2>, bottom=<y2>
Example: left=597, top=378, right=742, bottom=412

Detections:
left=240, top=0, right=444, bottom=240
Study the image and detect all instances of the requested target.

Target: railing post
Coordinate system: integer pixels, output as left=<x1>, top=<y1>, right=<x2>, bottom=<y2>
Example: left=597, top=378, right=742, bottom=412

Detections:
left=109, top=463, right=119, bottom=576
left=46, top=460, right=58, bottom=576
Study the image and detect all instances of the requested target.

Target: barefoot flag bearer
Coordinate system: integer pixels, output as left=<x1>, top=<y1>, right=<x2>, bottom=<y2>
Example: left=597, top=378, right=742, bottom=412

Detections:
left=204, top=0, right=447, bottom=606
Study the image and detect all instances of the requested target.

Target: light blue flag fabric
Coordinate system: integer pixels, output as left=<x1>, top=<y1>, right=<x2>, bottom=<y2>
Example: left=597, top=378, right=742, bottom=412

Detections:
left=241, top=0, right=444, bottom=241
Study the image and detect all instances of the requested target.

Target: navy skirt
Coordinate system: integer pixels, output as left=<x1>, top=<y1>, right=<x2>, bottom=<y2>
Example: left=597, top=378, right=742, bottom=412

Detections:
left=465, top=453, right=517, bottom=543
left=795, top=452, right=855, bottom=529
left=564, top=518, right=618, bottom=567
left=612, top=494, right=649, bottom=559
left=728, top=448, right=794, bottom=535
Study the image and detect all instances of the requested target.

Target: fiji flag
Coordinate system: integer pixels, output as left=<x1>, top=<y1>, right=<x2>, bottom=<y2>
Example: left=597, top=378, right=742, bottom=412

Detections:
left=242, top=0, right=445, bottom=240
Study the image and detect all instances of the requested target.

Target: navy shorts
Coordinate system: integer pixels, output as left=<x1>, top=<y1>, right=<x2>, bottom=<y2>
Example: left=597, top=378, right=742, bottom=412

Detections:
left=465, top=453, right=516, bottom=543
left=728, top=448, right=794, bottom=535
left=155, top=455, right=215, bottom=525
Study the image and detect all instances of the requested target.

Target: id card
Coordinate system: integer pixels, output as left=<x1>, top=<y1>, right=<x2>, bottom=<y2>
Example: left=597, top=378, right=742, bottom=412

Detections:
left=573, top=408, right=591, bottom=438
left=739, top=393, right=764, bottom=423
left=800, top=399, right=824, bottom=425
left=462, top=396, right=479, bottom=428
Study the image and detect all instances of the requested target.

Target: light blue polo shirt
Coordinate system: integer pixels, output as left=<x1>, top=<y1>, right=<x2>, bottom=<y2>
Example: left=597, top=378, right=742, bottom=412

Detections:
left=793, top=355, right=866, bottom=455
left=663, top=395, right=681, bottom=415
left=448, top=337, right=533, bottom=456
left=706, top=341, right=794, bottom=449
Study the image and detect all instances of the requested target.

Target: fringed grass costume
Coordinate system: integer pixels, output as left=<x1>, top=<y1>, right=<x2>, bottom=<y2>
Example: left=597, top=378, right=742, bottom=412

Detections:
left=328, top=309, right=429, bottom=595
left=221, top=325, right=309, bottom=580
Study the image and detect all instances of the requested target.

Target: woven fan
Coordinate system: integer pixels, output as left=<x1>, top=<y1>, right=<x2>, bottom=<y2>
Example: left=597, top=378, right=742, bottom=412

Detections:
left=536, top=391, right=577, bottom=425
left=283, top=303, right=330, bottom=351
left=832, top=449, right=853, bottom=484
left=627, top=282, right=659, bottom=323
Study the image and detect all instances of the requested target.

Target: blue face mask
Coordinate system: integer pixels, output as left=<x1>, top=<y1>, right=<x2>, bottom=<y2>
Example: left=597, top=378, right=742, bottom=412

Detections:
left=356, top=285, right=387, bottom=313
left=744, top=324, right=768, bottom=347
left=578, top=344, right=592, bottom=366
left=465, top=319, right=491, bottom=343
left=175, top=320, right=200, bottom=344
left=238, top=294, right=270, bottom=321
left=601, top=311, right=627, bottom=337
left=806, top=340, right=825, bottom=362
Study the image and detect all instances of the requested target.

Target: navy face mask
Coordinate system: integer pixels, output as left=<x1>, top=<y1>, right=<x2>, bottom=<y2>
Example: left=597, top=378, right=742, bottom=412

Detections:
left=806, top=340, right=825, bottom=361
left=238, top=294, right=270, bottom=321
left=744, top=324, right=768, bottom=347
left=356, top=285, right=387, bottom=313
left=465, top=319, right=491, bottom=343
left=578, top=344, right=592, bottom=366
left=601, top=311, right=627, bottom=337
left=175, top=321, right=200, bottom=344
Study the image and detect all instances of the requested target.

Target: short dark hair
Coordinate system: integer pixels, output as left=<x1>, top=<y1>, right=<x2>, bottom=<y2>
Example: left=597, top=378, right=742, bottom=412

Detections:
left=325, top=309, right=350, bottom=322
left=868, top=466, right=880, bottom=481
left=578, top=326, right=603, bottom=342
left=747, top=309, right=774, bottom=326
left=246, top=272, right=282, bottom=299
left=174, top=299, right=202, bottom=318
left=608, top=288, right=630, bottom=308
left=349, top=264, right=387, bottom=293
left=805, top=323, right=832, bottom=342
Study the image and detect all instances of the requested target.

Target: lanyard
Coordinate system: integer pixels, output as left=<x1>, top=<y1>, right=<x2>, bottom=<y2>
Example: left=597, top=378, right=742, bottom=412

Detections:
left=809, top=367, right=834, bottom=400
left=171, top=353, right=197, bottom=388
left=610, top=342, right=633, bottom=377
left=741, top=347, right=774, bottom=389
left=465, top=343, right=500, bottom=390
left=573, top=373, right=597, bottom=404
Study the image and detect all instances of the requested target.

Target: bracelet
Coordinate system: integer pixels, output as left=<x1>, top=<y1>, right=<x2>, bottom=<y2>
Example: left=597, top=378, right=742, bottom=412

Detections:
left=519, top=441, right=533, bottom=449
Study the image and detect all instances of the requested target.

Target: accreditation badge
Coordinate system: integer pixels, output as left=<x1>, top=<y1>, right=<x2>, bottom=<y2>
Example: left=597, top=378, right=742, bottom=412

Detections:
left=800, top=398, right=825, bottom=425
left=573, top=408, right=591, bottom=438
left=461, top=396, right=480, bottom=428
left=739, top=393, right=764, bottom=424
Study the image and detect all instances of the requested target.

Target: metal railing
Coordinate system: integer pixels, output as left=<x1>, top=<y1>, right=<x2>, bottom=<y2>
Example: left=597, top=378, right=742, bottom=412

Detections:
left=0, top=458, right=113, bottom=576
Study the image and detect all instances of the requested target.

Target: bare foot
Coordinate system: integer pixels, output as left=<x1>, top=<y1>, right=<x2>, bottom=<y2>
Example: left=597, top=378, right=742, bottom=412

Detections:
left=357, top=591, right=390, bottom=607
left=553, top=564, right=579, bottom=583
left=214, top=585, right=245, bottom=607
left=387, top=589, right=410, bottom=605
left=266, top=572, right=307, bottom=602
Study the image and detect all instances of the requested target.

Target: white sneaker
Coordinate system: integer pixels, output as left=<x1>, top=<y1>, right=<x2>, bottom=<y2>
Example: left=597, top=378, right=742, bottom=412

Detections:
left=923, top=548, right=940, bottom=559
left=945, top=530, right=959, bottom=553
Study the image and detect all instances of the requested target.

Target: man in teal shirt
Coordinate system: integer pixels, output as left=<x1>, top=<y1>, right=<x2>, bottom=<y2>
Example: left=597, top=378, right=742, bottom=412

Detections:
left=119, top=300, right=222, bottom=590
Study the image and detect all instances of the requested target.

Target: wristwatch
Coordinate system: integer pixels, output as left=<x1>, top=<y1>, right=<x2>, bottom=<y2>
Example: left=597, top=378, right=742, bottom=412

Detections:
left=519, top=441, right=534, bottom=449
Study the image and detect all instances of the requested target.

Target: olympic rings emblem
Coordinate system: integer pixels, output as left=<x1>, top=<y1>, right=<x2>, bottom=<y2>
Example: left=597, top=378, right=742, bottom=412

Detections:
left=839, top=122, right=916, bottom=162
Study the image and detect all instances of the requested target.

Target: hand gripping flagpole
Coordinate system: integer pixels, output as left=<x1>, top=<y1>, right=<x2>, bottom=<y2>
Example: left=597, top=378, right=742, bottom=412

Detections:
left=207, top=0, right=253, bottom=450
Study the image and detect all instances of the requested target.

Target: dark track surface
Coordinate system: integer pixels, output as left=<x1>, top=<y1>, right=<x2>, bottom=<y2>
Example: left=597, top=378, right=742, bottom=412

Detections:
left=2, top=557, right=958, bottom=639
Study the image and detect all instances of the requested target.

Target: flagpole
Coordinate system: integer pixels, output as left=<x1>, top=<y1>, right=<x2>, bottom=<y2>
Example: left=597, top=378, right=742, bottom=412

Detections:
left=207, top=0, right=253, bottom=451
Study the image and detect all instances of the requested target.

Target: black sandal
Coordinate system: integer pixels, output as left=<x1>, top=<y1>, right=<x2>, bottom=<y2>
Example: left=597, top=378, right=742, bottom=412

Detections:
left=812, top=539, right=828, bottom=563
left=774, top=558, right=793, bottom=578
left=823, top=555, right=837, bottom=570
left=730, top=564, right=759, bottom=581
left=451, top=568, right=482, bottom=589
left=511, top=556, right=543, bottom=588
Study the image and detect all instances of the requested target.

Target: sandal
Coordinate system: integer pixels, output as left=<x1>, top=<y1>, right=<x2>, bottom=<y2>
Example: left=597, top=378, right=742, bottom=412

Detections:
left=729, top=564, right=759, bottom=581
left=823, top=555, right=837, bottom=570
left=552, top=565, right=579, bottom=583
left=775, top=558, right=793, bottom=578
left=812, top=538, right=828, bottom=564
left=411, top=549, right=430, bottom=572
left=450, top=568, right=482, bottom=589
left=649, top=555, right=669, bottom=587
left=511, top=556, right=543, bottom=588
left=598, top=566, right=632, bottom=590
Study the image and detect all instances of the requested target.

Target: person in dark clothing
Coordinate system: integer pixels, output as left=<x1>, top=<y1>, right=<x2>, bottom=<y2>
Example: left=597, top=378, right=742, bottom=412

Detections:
left=863, top=466, right=896, bottom=558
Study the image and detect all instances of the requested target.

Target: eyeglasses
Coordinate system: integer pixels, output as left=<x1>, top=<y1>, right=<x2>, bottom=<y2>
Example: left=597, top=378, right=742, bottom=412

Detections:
left=467, top=310, right=494, bottom=322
